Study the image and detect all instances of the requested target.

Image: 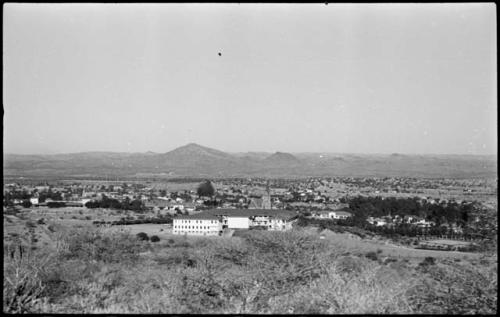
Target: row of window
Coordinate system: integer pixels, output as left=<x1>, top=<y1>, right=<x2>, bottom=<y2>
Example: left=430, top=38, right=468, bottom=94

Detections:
left=174, top=230, right=218, bottom=235
left=175, top=220, right=218, bottom=224
left=175, top=225, right=217, bottom=230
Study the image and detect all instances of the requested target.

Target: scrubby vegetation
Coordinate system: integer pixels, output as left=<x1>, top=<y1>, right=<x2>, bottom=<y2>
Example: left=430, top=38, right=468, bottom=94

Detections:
left=3, top=225, right=497, bottom=314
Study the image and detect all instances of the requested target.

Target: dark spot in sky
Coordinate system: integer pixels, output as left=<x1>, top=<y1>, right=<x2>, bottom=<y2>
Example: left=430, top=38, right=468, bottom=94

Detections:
left=218, top=52, right=222, bottom=56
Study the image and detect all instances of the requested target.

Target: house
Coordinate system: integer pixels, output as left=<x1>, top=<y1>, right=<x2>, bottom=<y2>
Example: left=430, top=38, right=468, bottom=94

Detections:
left=30, top=198, right=39, bottom=206
left=403, top=215, right=418, bottom=224
left=316, top=211, right=331, bottom=219
left=372, top=218, right=387, bottom=226
left=416, top=219, right=435, bottom=228
left=314, top=210, right=353, bottom=220
left=183, top=202, right=196, bottom=213
left=330, top=211, right=352, bottom=219
left=145, top=198, right=171, bottom=210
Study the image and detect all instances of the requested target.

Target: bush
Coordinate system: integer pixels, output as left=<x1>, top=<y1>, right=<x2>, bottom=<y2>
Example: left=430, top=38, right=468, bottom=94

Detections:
left=57, top=226, right=145, bottom=263
left=26, top=221, right=37, bottom=228
left=136, top=232, right=149, bottom=241
left=37, top=218, right=46, bottom=225
left=150, top=235, right=160, bottom=243
left=365, top=251, right=378, bottom=261
left=3, top=246, right=53, bottom=313
left=419, top=256, right=436, bottom=267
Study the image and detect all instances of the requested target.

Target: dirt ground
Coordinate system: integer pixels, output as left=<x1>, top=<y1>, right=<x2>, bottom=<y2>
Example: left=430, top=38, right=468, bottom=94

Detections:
left=105, top=224, right=174, bottom=240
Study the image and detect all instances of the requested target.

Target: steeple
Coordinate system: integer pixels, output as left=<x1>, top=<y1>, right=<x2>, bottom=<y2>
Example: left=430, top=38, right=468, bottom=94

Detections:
left=263, top=180, right=271, bottom=209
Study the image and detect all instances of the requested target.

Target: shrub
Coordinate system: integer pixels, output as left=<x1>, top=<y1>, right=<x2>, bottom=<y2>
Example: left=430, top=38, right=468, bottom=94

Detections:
left=136, top=232, right=149, bottom=241
left=26, top=221, right=37, bottom=228
left=419, top=256, right=436, bottom=267
left=365, top=252, right=378, bottom=261
left=37, top=218, right=46, bottom=225
left=150, top=235, right=160, bottom=243
left=57, top=226, right=145, bottom=264
left=3, top=246, right=54, bottom=313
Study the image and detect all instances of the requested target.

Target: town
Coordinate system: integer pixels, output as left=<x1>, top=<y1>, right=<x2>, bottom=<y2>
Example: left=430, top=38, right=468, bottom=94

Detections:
left=4, top=176, right=497, bottom=247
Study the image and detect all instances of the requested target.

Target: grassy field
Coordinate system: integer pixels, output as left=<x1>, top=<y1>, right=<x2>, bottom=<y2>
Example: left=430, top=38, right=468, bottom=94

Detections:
left=105, top=224, right=173, bottom=239
left=316, top=229, right=481, bottom=262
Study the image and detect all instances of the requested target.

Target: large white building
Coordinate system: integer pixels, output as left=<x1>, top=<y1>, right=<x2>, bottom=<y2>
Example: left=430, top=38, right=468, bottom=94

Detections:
left=172, top=209, right=298, bottom=235
left=173, top=214, right=222, bottom=236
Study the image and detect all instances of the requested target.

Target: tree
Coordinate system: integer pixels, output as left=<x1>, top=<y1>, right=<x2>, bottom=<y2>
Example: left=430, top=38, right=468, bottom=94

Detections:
left=22, top=200, right=32, bottom=208
left=197, top=180, right=215, bottom=197
left=136, top=232, right=149, bottom=241
left=150, top=235, right=160, bottom=242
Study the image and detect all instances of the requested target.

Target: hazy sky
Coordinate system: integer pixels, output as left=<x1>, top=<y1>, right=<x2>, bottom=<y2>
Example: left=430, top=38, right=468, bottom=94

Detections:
left=3, top=3, right=497, bottom=155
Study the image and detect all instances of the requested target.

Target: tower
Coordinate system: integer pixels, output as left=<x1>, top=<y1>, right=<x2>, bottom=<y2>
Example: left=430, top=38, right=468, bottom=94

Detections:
left=262, top=180, right=271, bottom=209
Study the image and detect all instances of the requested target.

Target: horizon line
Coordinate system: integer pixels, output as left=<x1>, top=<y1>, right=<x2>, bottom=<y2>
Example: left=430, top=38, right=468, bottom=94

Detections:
left=3, top=142, right=498, bottom=157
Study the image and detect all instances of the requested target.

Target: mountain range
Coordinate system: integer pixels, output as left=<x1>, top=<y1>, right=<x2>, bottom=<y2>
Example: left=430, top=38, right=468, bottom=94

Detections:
left=3, top=143, right=497, bottom=179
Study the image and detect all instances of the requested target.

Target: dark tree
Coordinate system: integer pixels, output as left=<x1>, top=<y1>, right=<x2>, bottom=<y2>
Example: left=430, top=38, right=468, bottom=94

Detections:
left=136, top=232, right=149, bottom=241
left=197, top=180, right=215, bottom=197
left=22, top=200, right=32, bottom=208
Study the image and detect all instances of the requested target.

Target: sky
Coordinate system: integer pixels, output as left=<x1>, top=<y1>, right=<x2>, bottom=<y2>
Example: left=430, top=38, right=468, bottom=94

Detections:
left=3, top=3, right=497, bottom=155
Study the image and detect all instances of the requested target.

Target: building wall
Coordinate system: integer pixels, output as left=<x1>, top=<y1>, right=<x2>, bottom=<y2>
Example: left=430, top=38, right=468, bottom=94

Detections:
left=173, top=219, right=221, bottom=235
left=251, top=216, right=271, bottom=228
left=227, top=217, right=250, bottom=229
left=269, top=218, right=294, bottom=231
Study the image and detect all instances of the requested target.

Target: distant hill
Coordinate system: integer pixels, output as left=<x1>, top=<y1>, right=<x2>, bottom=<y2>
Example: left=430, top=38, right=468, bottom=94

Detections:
left=3, top=144, right=497, bottom=179
left=264, top=152, right=301, bottom=165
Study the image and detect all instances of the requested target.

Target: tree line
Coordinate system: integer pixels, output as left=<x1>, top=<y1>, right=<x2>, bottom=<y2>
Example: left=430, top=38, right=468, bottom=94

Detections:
left=346, top=196, right=473, bottom=226
left=85, top=195, right=145, bottom=212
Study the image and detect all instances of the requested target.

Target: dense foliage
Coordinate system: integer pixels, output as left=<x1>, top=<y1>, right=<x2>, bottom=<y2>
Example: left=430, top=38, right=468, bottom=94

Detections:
left=197, top=180, right=215, bottom=197
left=346, top=196, right=473, bottom=226
left=92, top=215, right=173, bottom=226
left=85, top=195, right=145, bottom=212
left=3, top=225, right=497, bottom=314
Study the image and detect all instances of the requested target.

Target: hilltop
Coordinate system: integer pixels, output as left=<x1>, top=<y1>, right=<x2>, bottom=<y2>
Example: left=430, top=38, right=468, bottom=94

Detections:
left=264, top=152, right=301, bottom=165
left=3, top=144, right=497, bottom=179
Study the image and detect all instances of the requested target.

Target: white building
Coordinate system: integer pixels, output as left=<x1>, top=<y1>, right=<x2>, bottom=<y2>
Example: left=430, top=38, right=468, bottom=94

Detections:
left=315, top=210, right=353, bottom=220
left=172, top=209, right=298, bottom=236
left=227, top=216, right=250, bottom=229
left=329, top=211, right=353, bottom=220
left=173, top=214, right=222, bottom=236
left=30, top=197, right=39, bottom=206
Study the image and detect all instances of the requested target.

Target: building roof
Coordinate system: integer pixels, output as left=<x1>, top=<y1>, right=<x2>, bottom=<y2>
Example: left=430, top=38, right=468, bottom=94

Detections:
left=249, top=198, right=264, bottom=209
left=174, top=214, right=219, bottom=220
left=332, top=211, right=353, bottom=216
left=203, top=208, right=297, bottom=220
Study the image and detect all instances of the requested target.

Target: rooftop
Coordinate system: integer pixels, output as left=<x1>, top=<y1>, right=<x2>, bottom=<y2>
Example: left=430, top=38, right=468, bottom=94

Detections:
left=174, top=214, right=220, bottom=220
left=204, top=208, right=298, bottom=220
